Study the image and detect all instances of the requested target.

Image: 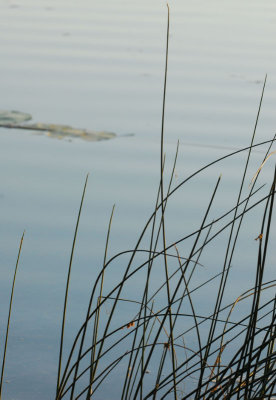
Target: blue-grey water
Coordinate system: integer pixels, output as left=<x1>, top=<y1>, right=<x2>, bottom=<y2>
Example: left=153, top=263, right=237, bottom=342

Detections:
left=0, top=1, right=275, bottom=399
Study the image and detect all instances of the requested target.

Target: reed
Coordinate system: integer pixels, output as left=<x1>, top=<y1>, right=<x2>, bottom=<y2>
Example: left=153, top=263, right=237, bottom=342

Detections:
left=53, top=131, right=275, bottom=400
left=54, top=6, right=275, bottom=399
left=0, top=232, right=25, bottom=400
left=1, top=5, right=276, bottom=400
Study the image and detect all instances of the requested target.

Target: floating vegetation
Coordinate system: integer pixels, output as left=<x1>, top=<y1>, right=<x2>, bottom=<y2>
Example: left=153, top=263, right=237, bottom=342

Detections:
left=0, top=110, right=32, bottom=124
left=0, top=110, right=116, bottom=142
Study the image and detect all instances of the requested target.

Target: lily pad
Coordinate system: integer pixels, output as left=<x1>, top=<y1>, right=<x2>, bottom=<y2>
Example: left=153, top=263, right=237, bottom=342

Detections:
left=0, top=110, right=32, bottom=124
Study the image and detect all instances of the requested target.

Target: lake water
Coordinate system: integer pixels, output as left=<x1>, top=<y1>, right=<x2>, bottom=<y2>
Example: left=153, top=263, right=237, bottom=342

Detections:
left=0, top=1, right=276, bottom=399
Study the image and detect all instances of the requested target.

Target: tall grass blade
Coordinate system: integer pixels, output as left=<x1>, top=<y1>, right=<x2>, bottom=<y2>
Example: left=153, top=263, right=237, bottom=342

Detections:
left=0, top=231, right=25, bottom=400
left=56, top=174, right=89, bottom=398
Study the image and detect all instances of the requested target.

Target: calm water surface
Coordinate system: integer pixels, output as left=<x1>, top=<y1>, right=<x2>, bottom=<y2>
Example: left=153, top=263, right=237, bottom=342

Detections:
left=0, top=1, right=275, bottom=398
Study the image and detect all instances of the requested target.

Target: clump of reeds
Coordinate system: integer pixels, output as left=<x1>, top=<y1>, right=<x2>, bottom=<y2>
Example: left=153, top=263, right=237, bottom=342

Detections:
left=1, top=5, right=276, bottom=400
left=52, top=109, right=275, bottom=400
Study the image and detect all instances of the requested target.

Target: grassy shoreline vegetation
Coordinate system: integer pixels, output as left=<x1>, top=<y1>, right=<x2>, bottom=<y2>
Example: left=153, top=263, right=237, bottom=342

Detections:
left=1, top=5, right=276, bottom=400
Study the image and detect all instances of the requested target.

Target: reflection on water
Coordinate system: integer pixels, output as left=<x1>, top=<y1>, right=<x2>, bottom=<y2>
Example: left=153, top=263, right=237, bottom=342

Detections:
left=0, top=0, right=275, bottom=399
